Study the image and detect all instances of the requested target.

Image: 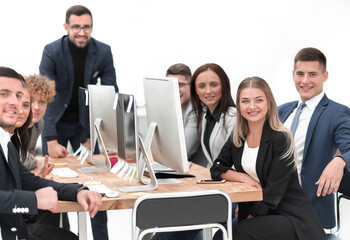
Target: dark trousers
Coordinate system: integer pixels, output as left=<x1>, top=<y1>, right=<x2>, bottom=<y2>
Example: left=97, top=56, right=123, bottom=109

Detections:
left=213, top=202, right=238, bottom=240
left=26, top=222, right=78, bottom=240
left=41, top=118, right=108, bottom=240
left=234, top=215, right=298, bottom=240
left=151, top=230, right=202, bottom=240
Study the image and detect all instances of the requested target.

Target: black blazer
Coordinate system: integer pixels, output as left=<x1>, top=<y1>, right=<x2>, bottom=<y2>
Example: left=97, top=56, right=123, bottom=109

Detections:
left=211, top=122, right=326, bottom=240
left=0, top=142, right=82, bottom=240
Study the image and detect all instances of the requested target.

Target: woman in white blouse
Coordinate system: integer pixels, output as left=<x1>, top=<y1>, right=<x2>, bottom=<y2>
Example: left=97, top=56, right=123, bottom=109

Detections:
left=210, top=77, right=326, bottom=240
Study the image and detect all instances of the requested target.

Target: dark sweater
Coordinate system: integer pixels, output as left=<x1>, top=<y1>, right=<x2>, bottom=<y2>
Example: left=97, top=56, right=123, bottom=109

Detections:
left=61, top=40, right=88, bottom=120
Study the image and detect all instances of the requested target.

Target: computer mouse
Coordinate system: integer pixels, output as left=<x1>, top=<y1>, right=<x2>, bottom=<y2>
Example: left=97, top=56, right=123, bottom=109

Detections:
left=105, top=191, right=119, bottom=198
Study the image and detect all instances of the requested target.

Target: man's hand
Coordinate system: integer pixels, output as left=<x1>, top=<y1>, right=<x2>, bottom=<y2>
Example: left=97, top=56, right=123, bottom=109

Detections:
left=35, top=187, right=58, bottom=211
left=36, top=155, right=54, bottom=179
left=77, top=190, right=102, bottom=218
left=315, top=156, right=346, bottom=196
left=47, top=140, right=69, bottom=158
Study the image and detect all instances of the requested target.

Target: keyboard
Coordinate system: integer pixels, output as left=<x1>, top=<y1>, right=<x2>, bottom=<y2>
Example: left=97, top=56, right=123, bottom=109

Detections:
left=150, top=161, right=192, bottom=172
left=151, top=162, right=175, bottom=172
left=51, top=167, right=78, bottom=178
left=87, top=184, right=119, bottom=198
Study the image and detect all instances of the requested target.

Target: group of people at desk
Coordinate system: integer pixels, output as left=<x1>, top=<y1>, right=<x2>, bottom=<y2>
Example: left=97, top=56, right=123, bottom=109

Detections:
left=0, top=4, right=349, bottom=240
left=152, top=47, right=350, bottom=240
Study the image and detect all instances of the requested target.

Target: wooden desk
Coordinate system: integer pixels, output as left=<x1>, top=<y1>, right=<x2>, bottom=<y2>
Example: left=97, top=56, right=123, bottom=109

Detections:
left=35, top=155, right=262, bottom=240
left=35, top=155, right=262, bottom=213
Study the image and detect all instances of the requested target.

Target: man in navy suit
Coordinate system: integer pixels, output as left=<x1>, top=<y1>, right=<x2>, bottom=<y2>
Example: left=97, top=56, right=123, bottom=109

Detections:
left=278, top=47, right=350, bottom=229
left=0, top=66, right=102, bottom=240
left=39, top=5, right=117, bottom=239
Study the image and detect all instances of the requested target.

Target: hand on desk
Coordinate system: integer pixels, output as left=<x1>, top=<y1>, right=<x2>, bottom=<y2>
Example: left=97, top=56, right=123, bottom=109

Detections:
left=35, top=186, right=58, bottom=212
left=36, top=155, right=54, bottom=179
left=239, top=173, right=262, bottom=189
left=47, top=140, right=69, bottom=158
left=222, top=170, right=262, bottom=190
left=77, top=190, right=102, bottom=218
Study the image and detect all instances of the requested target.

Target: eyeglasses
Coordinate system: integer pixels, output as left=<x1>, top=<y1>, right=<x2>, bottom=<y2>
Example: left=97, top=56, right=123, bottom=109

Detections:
left=67, top=24, right=92, bottom=33
left=179, top=83, right=190, bottom=88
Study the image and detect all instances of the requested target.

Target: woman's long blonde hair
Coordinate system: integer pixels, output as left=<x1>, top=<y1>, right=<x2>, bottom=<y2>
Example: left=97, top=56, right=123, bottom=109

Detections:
left=233, top=77, right=297, bottom=164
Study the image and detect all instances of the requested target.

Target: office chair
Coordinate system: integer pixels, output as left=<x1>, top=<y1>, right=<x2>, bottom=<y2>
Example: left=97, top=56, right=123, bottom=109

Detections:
left=329, top=172, right=350, bottom=240
left=132, top=190, right=232, bottom=240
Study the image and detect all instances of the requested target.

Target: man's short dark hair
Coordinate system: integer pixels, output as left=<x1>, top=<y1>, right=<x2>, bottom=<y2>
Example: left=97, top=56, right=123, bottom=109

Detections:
left=294, top=47, right=327, bottom=72
left=0, top=67, right=26, bottom=87
left=66, top=5, right=93, bottom=24
left=166, top=63, right=192, bottom=82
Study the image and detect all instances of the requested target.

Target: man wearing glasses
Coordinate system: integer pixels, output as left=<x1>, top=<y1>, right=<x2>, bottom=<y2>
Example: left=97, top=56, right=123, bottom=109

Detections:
left=39, top=5, right=117, bottom=240
left=166, top=64, right=200, bottom=160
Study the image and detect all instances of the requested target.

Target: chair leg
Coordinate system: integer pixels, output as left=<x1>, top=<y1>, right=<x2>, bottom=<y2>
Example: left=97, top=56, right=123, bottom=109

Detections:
left=203, top=228, right=212, bottom=240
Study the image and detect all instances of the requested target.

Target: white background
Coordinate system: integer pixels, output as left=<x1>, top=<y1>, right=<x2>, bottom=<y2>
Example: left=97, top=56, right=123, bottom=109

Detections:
left=1, top=0, right=350, bottom=107
left=1, top=1, right=350, bottom=238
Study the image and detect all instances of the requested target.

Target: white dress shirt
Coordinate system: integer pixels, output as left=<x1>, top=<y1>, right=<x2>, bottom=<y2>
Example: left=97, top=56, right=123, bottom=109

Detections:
left=0, top=127, right=11, bottom=162
left=242, top=141, right=260, bottom=182
left=284, top=92, right=324, bottom=182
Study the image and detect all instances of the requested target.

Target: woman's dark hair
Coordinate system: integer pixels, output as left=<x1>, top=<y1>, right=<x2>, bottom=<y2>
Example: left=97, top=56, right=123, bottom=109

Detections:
left=10, top=89, right=32, bottom=163
left=190, top=63, right=235, bottom=132
left=15, top=109, right=32, bottom=163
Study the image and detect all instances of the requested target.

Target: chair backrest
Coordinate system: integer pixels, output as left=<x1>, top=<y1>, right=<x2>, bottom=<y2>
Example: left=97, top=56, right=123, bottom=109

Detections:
left=333, top=173, right=350, bottom=235
left=339, top=172, right=350, bottom=195
left=132, top=190, right=232, bottom=239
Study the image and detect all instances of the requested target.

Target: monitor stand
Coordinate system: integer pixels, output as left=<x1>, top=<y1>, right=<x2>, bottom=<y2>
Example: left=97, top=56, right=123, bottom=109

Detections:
left=117, top=132, right=158, bottom=192
left=118, top=122, right=182, bottom=192
left=77, top=118, right=111, bottom=173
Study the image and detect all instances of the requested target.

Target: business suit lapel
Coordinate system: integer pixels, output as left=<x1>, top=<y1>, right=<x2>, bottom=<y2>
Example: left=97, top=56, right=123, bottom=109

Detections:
left=84, top=39, right=96, bottom=87
left=0, top=145, right=6, bottom=163
left=209, top=114, right=222, bottom=153
left=255, top=122, right=270, bottom=182
left=62, top=37, right=75, bottom=91
left=232, top=143, right=245, bottom=173
left=279, top=101, right=298, bottom=123
left=303, top=95, right=328, bottom=162
left=0, top=144, right=20, bottom=188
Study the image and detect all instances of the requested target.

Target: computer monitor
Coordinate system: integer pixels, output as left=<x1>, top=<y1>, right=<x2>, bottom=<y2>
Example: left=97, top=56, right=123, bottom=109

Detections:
left=116, top=93, right=138, bottom=162
left=117, top=76, right=189, bottom=192
left=77, top=84, right=118, bottom=172
left=143, top=76, right=189, bottom=173
left=89, top=85, right=118, bottom=155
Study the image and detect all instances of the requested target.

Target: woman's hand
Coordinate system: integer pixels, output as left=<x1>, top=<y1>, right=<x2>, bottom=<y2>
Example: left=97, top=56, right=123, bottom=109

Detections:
left=221, top=170, right=262, bottom=189
left=238, top=173, right=262, bottom=189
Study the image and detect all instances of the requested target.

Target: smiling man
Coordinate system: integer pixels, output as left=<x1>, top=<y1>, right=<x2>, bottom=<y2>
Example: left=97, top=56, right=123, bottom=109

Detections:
left=0, top=66, right=102, bottom=240
left=39, top=5, right=117, bottom=240
left=278, top=47, right=350, bottom=230
left=166, top=63, right=200, bottom=159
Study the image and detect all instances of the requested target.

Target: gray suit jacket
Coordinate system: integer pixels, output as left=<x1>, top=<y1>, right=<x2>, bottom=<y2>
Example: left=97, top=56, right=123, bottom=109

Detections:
left=183, top=102, right=200, bottom=158
left=201, top=107, right=236, bottom=167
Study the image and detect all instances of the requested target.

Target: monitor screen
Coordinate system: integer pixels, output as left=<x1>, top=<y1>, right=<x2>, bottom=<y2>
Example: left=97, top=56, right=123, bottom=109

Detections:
left=143, top=76, right=189, bottom=173
left=88, top=84, right=118, bottom=164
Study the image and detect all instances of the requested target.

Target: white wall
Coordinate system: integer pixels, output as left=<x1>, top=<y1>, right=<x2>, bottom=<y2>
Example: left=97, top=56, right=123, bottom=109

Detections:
left=1, top=0, right=350, bottom=107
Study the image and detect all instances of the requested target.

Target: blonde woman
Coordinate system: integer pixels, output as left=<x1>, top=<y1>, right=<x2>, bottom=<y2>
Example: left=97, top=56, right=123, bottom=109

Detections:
left=210, top=77, right=326, bottom=239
